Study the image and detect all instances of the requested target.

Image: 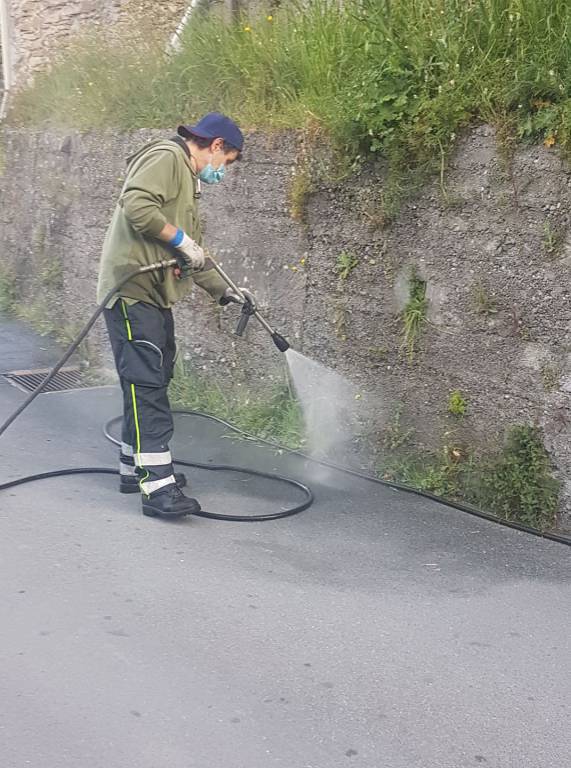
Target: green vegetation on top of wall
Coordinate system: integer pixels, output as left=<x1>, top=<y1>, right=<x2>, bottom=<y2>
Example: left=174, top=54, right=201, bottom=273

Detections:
left=10, top=0, right=571, bottom=206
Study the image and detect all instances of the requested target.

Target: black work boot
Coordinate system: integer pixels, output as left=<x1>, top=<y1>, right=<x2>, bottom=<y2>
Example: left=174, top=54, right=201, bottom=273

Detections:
left=120, top=472, right=187, bottom=494
left=142, top=485, right=201, bottom=519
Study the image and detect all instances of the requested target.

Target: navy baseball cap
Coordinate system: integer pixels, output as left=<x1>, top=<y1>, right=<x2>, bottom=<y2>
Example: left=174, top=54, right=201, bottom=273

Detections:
left=178, top=112, right=244, bottom=151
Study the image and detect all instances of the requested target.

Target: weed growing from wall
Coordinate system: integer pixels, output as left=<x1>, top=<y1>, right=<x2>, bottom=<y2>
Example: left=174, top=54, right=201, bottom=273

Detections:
left=448, top=390, right=468, bottom=417
left=472, top=280, right=498, bottom=316
left=401, top=269, right=427, bottom=362
left=541, top=363, right=562, bottom=392
left=333, top=300, right=349, bottom=341
left=542, top=221, right=565, bottom=258
left=335, top=251, right=359, bottom=281
left=481, top=426, right=560, bottom=529
left=382, top=405, right=415, bottom=451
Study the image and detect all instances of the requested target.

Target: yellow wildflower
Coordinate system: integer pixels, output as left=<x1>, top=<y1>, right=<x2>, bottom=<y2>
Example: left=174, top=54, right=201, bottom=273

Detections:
left=244, top=25, right=251, bottom=32
left=267, top=15, right=273, bottom=22
left=544, top=135, right=556, bottom=148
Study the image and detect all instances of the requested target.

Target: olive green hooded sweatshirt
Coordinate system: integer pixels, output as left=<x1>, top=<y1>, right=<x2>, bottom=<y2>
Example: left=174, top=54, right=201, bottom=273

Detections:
left=97, top=138, right=228, bottom=308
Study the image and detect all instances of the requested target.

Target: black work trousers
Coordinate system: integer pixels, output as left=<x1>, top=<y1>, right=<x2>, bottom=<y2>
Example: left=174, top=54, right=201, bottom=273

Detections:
left=104, top=299, right=177, bottom=497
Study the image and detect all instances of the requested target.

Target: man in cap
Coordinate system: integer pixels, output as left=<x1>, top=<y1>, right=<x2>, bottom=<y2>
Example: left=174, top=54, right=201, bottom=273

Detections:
left=97, top=113, right=256, bottom=520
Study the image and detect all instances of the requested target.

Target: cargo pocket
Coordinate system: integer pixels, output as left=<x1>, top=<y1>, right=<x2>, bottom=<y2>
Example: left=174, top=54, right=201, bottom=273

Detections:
left=119, top=339, right=165, bottom=388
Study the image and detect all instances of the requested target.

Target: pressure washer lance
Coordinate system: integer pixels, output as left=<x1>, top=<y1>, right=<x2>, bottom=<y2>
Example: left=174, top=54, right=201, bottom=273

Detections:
left=0, top=256, right=290, bottom=439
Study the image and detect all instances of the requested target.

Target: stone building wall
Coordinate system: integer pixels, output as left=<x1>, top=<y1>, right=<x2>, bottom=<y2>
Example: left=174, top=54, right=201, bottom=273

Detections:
left=5, top=0, right=190, bottom=86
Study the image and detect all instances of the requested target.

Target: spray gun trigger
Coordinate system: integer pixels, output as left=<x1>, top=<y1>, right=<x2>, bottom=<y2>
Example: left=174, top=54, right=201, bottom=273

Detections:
left=234, top=299, right=256, bottom=337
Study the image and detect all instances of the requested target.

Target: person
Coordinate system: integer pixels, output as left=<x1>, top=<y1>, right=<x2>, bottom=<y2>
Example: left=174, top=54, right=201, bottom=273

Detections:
left=97, top=112, right=256, bottom=520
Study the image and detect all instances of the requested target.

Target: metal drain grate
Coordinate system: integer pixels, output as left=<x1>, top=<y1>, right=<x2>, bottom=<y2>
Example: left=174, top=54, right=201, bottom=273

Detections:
left=2, top=367, right=88, bottom=393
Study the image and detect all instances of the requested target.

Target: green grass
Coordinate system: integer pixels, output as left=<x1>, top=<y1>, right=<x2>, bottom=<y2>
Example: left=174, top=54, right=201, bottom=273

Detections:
left=401, top=269, right=428, bottom=362
left=169, top=364, right=306, bottom=449
left=381, top=425, right=561, bottom=530
left=10, top=0, right=571, bottom=203
left=480, top=425, right=561, bottom=529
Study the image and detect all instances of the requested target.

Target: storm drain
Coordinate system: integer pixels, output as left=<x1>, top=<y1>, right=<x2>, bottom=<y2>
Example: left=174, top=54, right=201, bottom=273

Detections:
left=2, top=367, right=88, bottom=393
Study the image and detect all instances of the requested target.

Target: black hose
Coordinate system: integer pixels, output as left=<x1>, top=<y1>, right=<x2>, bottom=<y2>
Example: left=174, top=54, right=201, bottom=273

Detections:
left=0, top=463, right=313, bottom=522
left=0, top=468, right=119, bottom=490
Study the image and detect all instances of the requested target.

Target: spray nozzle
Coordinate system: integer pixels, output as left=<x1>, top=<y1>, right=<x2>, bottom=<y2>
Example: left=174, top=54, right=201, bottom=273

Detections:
left=271, top=332, right=290, bottom=353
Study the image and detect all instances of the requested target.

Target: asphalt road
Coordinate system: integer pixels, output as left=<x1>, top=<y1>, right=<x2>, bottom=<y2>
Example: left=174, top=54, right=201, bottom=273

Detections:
left=0, top=331, right=569, bottom=768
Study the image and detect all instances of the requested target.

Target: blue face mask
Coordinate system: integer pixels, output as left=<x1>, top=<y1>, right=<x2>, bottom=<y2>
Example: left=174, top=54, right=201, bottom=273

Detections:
left=199, top=162, right=226, bottom=185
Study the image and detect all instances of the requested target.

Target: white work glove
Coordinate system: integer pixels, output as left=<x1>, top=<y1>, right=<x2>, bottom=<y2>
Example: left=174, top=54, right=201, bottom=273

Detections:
left=222, top=286, right=257, bottom=310
left=175, top=233, right=205, bottom=277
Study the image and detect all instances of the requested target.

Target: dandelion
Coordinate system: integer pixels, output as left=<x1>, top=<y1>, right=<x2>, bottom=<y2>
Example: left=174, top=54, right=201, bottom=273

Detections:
left=244, top=25, right=251, bottom=32
left=267, top=15, right=273, bottom=22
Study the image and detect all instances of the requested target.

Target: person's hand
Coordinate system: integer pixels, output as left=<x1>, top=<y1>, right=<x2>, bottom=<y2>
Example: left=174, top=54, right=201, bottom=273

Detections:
left=222, top=286, right=257, bottom=309
left=176, top=233, right=205, bottom=275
